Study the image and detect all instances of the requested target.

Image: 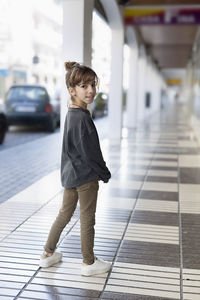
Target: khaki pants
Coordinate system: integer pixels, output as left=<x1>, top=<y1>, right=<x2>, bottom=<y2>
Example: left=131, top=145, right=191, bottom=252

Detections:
left=44, top=180, right=99, bottom=265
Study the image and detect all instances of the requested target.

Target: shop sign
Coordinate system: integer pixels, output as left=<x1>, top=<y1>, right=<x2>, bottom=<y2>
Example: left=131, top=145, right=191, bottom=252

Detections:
left=125, top=8, right=200, bottom=25
left=166, top=78, right=182, bottom=85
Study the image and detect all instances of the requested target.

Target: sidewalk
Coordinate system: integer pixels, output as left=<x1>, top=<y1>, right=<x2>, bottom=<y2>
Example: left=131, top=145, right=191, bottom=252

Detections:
left=1, top=104, right=200, bottom=299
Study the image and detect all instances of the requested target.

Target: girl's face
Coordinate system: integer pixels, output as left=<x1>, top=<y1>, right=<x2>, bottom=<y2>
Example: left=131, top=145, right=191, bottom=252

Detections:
left=69, top=81, right=96, bottom=106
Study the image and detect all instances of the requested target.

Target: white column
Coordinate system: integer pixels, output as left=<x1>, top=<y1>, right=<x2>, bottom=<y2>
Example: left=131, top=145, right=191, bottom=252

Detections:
left=100, top=0, right=124, bottom=140
left=137, top=45, right=147, bottom=123
left=61, top=0, right=94, bottom=132
left=125, top=26, right=138, bottom=128
left=154, top=70, right=162, bottom=113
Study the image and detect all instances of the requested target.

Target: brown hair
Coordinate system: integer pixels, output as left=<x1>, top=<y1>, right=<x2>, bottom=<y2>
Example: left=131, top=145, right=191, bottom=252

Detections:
left=64, top=61, right=99, bottom=89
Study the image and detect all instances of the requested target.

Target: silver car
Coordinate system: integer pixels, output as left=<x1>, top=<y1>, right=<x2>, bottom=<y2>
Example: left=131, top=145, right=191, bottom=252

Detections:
left=5, top=85, right=60, bottom=132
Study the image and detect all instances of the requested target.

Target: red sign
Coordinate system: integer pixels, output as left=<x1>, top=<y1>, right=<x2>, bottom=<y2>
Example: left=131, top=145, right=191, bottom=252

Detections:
left=125, top=8, right=200, bottom=25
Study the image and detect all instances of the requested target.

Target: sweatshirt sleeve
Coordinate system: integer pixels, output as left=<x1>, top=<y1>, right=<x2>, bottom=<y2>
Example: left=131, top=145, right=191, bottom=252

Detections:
left=76, top=129, right=111, bottom=183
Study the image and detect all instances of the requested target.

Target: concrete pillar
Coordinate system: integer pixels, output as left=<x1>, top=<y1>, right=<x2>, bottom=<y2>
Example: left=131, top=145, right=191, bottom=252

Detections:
left=61, top=0, right=94, bottom=132
left=125, top=26, right=138, bottom=128
left=137, top=45, right=147, bottom=123
left=100, top=0, right=124, bottom=140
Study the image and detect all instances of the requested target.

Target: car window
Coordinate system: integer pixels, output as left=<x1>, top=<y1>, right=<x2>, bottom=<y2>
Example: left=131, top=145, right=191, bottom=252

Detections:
left=7, top=87, right=47, bottom=101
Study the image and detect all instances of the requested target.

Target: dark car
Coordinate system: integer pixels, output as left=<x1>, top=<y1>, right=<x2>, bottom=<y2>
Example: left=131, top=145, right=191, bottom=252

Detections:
left=91, top=92, right=108, bottom=119
left=0, top=105, right=7, bottom=144
left=5, top=85, right=60, bottom=132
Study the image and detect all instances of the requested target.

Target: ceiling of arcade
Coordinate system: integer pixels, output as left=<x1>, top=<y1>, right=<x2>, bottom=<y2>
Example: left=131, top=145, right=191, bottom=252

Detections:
left=123, top=0, right=200, bottom=70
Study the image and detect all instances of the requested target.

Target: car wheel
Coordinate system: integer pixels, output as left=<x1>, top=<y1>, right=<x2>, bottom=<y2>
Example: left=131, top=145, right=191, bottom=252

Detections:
left=46, top=117, right=56, bottom=133
left=0, top=114, right=7, bottom=144
left=0, top=130, right=6, bottom=144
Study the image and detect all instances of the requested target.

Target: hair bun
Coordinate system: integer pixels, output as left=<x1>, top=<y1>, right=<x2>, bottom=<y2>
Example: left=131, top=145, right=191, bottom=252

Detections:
left=64, top=61, right=80, bottom=71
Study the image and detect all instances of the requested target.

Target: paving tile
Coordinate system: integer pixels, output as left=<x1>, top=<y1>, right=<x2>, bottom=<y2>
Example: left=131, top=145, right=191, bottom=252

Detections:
left=146, top=176, right=178, bottom=183
left=149, top=166, right=178, bottom=171
left=25, top=283, right=100, bottom=297
left=179, top=155, right=200, bottom=167
left=180, top=167, right=200, bottom=184
left=102, top=291, right=175, bottom=299
left=109, top=179, right=142, bottom=190
left=124, top=223, right=179, bottom=245
left=0, top=280, right=25, bottom=289
left=181, top=214, right=200, bottom=269
left=0, top=273, right=30, bottom=283
left=179, top=183, right=200, bottom=193
left=32, top=277, right=105, bottom=291
left=116, top=240, right=180, bottom=267
left=0, top=287, right=20, bottom=297
left=142, top=182, right=178, bottom=192
left=0, top=296, right=14, bottom=300
left=97, top=196, right=135, bottom=210
left=131, top=210, right=179, bottom=226
left=0, top=268, right=35, bottom=277
left=139, top=190, right=178, bottom=201
left=135, top=199, right=178, bottom=213
left=107, top=188, right=140, bottom=199
left=19, top=290, right=98, bottom=300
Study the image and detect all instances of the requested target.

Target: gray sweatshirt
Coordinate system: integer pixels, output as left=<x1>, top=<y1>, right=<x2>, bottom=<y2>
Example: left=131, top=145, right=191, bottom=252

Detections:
left=61, top=107, right=111, bottom=188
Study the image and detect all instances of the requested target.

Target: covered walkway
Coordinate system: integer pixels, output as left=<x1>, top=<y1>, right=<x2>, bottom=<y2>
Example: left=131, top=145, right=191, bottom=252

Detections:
left=1, top=102, right=200, bottom=300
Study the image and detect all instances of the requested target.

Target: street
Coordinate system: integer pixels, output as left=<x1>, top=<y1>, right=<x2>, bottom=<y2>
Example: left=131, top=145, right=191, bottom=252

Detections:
left=0, top=116, right=108, bottom=151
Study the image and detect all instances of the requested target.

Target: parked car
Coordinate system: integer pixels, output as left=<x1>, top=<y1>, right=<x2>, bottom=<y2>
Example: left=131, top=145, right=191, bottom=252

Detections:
left=91, top=92, right=108, bottom=119
left=5, top=85, right=60, bottom=132
left=0, top=103, right=7, bottom=144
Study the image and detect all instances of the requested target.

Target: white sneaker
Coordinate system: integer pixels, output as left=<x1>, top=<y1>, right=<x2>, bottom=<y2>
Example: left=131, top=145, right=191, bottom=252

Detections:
left=81, top=257, right=111, bottom=276
left=39, top=252, right=62, bottom=268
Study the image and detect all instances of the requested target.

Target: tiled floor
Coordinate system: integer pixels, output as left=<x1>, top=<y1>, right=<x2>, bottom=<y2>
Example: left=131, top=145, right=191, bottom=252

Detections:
left=1, top=104, right=200, bottom=299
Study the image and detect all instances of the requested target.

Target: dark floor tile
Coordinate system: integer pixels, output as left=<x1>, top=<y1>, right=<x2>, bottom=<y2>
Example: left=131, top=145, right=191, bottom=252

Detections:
left=131, top=210, right=179, bottom=226
left=178, top=136, right=191, bottom=140
left=146, top=176, right=177, bottom=183
left=102, top=291, right=175, bottom=300
left=177, top=148, right=200, bottom=154
left=152, top=158, right=178, bottom=162
left=116, top=251, right=180, bottom=264
left=150, top=166, right=177, bottom=171
left=180, top=167, right=200, bottom=184
left=154, top=147, right=179, bottom=154
left=139, top=190, right=178, bottom=201
left=116, top=240, right=180, bottom=267
left=181, top=213, right=200, bottom=269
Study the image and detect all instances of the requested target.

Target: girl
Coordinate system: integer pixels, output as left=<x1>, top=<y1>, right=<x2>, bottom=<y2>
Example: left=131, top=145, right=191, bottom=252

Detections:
left=39, top=61, right=111, bottom=276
